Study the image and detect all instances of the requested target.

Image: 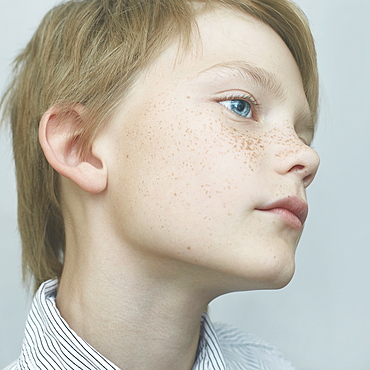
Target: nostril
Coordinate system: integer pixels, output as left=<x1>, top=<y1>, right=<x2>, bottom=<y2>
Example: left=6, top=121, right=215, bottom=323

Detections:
left=289, top=165, right=316, bottom=187
left=303, top=173, right=315, bottom=188
left=290, top=165, right=305, bottom=173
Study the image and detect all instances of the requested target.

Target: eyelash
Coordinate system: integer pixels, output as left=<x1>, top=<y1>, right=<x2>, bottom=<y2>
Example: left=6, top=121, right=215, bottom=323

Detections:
left=216, top=93, right=260, bottom=119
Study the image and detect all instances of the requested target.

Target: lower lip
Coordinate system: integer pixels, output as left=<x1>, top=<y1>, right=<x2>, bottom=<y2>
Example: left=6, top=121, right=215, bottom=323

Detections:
left=259, top=208, right=303, bottom=230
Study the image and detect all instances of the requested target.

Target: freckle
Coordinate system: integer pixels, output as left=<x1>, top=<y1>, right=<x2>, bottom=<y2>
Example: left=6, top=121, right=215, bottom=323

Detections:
left=126, top=154, right=129, bottom=158
left=186, top=96, right=191, bottom=99
left=187, top=246, right=191, bottom=250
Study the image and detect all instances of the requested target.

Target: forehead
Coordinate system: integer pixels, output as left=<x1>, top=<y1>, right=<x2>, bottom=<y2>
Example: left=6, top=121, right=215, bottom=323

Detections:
left=131, top=6, right=311, bottom=125
left=150, top=8, right=302, bottom=85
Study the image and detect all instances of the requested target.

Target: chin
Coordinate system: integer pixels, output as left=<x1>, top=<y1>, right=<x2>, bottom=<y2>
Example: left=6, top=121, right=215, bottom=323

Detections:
left=265, top=266, right=295, bottom=290
left=255, top=252, right=296, bottom=290
left=222, top=251, right=297, bottom=293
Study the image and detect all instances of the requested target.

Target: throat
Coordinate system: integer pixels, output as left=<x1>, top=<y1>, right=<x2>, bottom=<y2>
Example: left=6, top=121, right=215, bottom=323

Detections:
left=56, top=268, right=208, bottom=370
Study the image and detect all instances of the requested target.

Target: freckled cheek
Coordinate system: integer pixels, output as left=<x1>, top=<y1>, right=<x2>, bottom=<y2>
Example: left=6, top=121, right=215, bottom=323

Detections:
left=262, top=127, right=306, bottom=160
left=113, top=102, right=266, bottom=207
left=108, top=106, right=273, bottom=249
left=213, top=118, right=267, bottom=173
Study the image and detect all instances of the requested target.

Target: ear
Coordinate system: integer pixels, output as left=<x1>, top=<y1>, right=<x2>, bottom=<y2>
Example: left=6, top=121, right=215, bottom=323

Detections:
left=39, top=105, right=107, bottom=194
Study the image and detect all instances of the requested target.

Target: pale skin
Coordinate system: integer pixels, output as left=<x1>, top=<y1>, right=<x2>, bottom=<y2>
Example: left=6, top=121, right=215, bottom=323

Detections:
left=39, top=7, right=320, bottom=370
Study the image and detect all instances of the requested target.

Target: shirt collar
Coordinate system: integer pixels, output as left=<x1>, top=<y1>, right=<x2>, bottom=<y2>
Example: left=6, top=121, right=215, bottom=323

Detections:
left=19, top=279, right=226, bottom=369
left=193, top=312, right=227, bottom=370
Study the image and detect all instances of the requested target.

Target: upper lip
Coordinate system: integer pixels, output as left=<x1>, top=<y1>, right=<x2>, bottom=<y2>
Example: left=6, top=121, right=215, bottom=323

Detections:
left=256, top=196, right=308, bottom=225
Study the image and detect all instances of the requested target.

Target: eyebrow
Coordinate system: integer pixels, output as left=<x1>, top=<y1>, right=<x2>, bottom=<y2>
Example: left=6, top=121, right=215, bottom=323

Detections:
left=198, top=60, right=314, bottom=132
left=198, top=61, right=286, bottom=101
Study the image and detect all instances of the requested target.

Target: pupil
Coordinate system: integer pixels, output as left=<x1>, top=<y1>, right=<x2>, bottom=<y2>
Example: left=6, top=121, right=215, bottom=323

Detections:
left=235, top=101, right=245, bottom=112
left=232, top=100, right=249, bottom=115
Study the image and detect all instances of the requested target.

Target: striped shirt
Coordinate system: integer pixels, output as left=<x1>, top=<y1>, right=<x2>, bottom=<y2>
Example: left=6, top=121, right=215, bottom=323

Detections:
left=5, top=279, right=295, bottom=369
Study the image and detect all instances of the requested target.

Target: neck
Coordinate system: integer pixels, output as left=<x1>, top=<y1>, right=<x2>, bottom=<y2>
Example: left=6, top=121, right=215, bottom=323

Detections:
left=56, top=242, right=213, bottom=370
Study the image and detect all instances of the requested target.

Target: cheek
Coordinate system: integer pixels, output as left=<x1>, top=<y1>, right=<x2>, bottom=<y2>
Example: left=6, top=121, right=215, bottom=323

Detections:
left=107, top=102, right=266, bottom=250
left=216, top=122, right=266, bottom=171
left=130, top=108, right=263, bottom=199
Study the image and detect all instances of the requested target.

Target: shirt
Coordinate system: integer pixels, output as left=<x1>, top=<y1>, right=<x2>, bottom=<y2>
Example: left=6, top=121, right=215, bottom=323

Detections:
left=5, top=279, right=295, bottom=369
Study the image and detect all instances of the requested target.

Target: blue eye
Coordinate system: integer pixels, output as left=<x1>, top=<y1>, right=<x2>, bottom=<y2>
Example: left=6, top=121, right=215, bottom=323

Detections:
left=220, top=99, right=252, bottom=118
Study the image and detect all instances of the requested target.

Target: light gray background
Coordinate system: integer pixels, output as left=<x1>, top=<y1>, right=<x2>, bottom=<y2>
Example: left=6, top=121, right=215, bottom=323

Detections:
left=1, top=1, right=369, bottom=369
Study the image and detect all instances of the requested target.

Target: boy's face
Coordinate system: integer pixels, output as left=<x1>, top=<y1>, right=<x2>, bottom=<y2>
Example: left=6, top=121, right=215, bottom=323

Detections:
left=99, top=7, right=320, bottom=291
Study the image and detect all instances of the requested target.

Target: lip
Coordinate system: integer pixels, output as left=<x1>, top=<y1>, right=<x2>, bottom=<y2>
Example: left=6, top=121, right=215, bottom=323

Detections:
left=256, top=196, right=308, bottom=229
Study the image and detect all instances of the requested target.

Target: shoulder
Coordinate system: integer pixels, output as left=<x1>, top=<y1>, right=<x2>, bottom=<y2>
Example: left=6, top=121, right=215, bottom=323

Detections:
left=3, top=361, right=17, bottom=370
left=213, top=321, right=296, bottom=370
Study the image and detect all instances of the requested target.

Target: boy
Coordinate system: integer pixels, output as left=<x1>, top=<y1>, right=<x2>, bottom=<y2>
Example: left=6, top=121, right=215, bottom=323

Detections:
left=2, top=0, right=320, bottom=368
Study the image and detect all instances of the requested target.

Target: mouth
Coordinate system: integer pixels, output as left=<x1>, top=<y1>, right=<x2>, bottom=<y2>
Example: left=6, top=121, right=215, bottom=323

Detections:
left=256, top=196, right=308, bottom=229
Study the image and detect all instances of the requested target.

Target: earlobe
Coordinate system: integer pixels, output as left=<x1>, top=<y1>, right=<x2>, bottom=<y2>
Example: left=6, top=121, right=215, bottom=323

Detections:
left=39, top=105, right=108, bottom=194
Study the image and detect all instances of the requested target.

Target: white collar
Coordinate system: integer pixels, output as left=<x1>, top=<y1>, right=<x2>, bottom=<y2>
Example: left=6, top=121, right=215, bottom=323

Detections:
left=18, top=279, right=226, bottom=369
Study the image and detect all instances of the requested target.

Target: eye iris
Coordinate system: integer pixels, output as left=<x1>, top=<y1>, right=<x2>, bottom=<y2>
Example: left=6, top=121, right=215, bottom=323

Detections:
left=230, top=100, right=251, bottom=117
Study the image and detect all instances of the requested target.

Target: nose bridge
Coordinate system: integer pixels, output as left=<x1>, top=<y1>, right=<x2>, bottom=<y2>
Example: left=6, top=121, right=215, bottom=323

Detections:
left=270, top=126, right=320, bottom=187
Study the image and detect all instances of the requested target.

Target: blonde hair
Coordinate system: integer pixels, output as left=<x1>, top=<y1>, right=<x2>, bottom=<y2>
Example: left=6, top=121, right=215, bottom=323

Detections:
left=1, top=0, right=318, bottom=292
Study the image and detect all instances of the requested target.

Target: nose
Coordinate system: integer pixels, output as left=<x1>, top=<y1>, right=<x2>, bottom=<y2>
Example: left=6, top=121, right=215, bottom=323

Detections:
left=274, top=133, right=320, bottom=188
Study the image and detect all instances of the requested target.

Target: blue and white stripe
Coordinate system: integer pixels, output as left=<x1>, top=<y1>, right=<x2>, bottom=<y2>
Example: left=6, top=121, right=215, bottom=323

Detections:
left=4, top=279, right=295, bottom=369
